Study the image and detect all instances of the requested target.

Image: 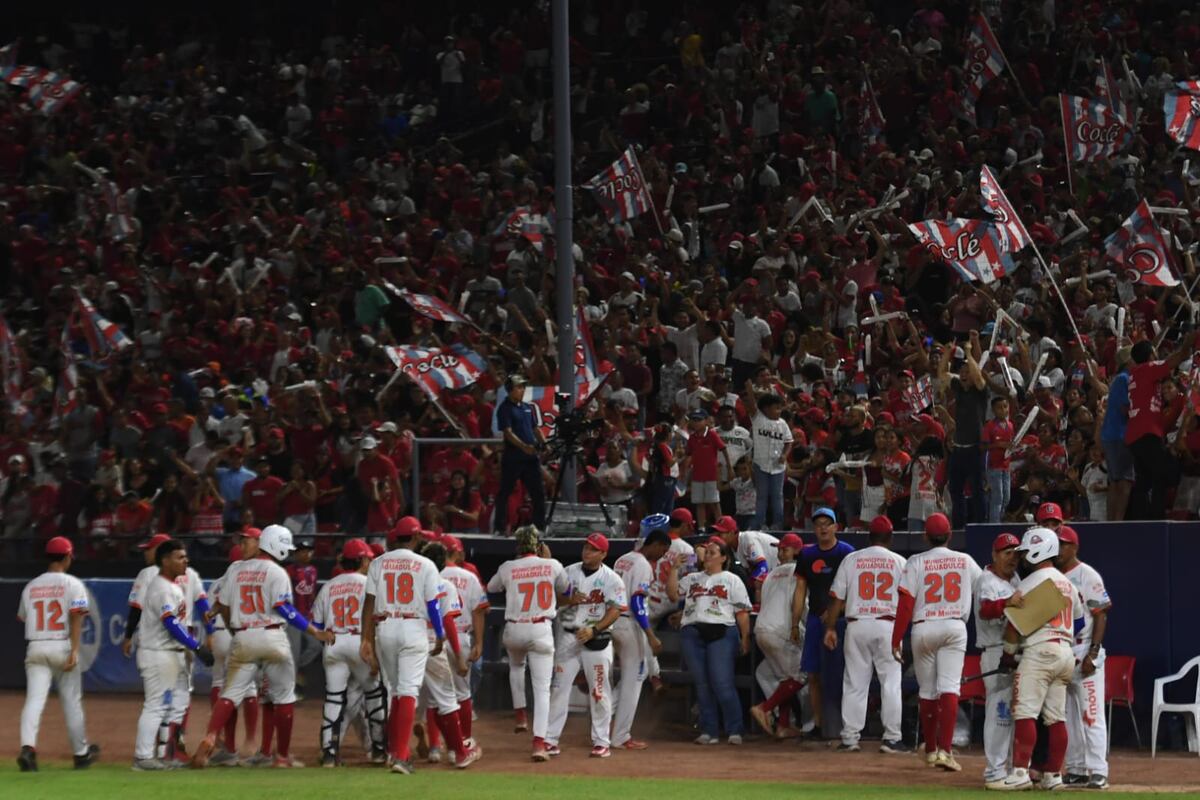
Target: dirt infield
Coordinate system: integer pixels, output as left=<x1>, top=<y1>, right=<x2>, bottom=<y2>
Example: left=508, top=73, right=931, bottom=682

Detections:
left=2, top=690, right=1197, bottom=792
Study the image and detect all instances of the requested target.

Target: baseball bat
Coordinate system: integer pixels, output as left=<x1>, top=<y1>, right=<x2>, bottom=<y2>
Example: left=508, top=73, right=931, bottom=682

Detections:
left=961, top=667, right=1004, bottom=684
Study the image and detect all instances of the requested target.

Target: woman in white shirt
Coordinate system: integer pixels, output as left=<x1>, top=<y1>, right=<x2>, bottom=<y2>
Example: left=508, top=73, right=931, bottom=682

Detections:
left=593, top=440, right=640, bottom=505
left=678, top=541, right=752, bottom=745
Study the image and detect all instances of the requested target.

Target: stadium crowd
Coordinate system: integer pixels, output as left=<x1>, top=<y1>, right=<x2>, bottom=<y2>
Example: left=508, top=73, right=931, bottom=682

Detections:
left=3, top=0, right=1200, bottom=556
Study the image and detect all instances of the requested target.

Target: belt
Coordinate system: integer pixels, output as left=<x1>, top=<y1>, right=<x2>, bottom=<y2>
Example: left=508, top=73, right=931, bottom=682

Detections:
left=235, top=623, right=283, bottom=632
left=341, top=629, right=361, bottom=636
left=507, top=617, right=551, bottom=624
left=376, top=612, right=422, bottom=620
left=847, top=615, right=895, bottom=622
left=952, top=442, right=980, bottom=449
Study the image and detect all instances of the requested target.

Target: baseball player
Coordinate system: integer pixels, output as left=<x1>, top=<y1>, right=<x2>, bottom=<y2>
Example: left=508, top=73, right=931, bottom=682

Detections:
left=17, top=537, right=99, bottom=772
left=611, top=528, right=674, bottom=750
left=974, top=532, right=1023, bottom=785
left=1057, top=526, right=1112, bottom=790
left=545, top=533, right=627, bottom=759
left=486, top=525, right=567, bottom=761
left=192, top=524, right=334, bottom=768
left=826, top=516, right=908, bottom=753
left=748, top=532, right=806, bottom=739
left=311, top=538, right=387, bottom=767
left=441, top=535, right=488, bottom=749
left=711, top=515, right=778, bottom=593
left=987, top=527, right=1085, bottom=792
left=132, top=539, right=215, bottom=770
left=642, top=511, right=694, bottom=693
left=206, top=540, right=261, bottom=766
left=891, top=512, right=982, bottom=772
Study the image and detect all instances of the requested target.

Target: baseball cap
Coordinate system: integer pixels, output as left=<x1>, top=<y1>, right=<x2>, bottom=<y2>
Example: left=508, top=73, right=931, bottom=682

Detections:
left=392, top=516, right=422, bottom=540
left=688, top=409, right=709, bottom=420
left=669, top=508, right=694, bottom=526
left=46, top=536, right=74, bottom=556
left=992, top=532, right=1021, bottom=551
left=924, top=513, right=951, bottom=537
left=585, top=532, right=610, bottom=553
left=369, top=543, right=385, bottom=558
left=811, top=507, right=837, bottom=524
left=269, top=427, right=285, bottom=439
left=241, top=527, right=263, bottom=539
left=705, top=535, right=727, bottom=548
left=378, top=421, right=399, bottom=434
left=1058, top=526, right=1079, bottom=545
left=342, top=538, right=372, bottom=560
left=360, top=436, right=379, bottom=450
left=199, top=387, right=216, bottom=399
left=422, top=529, right=442, bottom=543
left=138, top=532, right=172, bottom=551
left=711, top=515, right=738, bottom=534
left=1035, top=502, right=1064, bottom=523
left=295, top=538, right=314, bottom=550
left=442, top=535, right=464, bottom=553
left=776, top=533, right=804, bottom=550
left=869, top=515, right=894, bottom=535
left=229, top=545, right=244, bottom=562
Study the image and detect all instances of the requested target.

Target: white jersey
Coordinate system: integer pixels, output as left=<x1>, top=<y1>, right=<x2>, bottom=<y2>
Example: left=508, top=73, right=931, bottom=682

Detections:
left=1015, top=567, right=1084, bottom=648
left=757, top=562, right=799, bottom=635
left=209, top=569, right=232, bottom=631
left=679, top=570, right=751, bottom=627
left=557, top=563, right=627, bottom=629
left=1062, top=560, right=1111, bottom=649
left=138, top=573, right=188, bottom=650
left=613, top=550, right=654, bottom=603
left=487, top=555, right=567, bottom=622
left=441, top=565, right=488, bottom=635
left=365, top=548, right=442, bottom=621
left=18, top=571, right=89, bottom=641
left=737, top=530, right=779, bottom=574
left=716, top=424, right=751, bottom=481
left=428, top=578, right=463, bottom=642
left=900, top=547, right=982, bottom=622
left=312, top=572, right=367, bottom=635
left=130, top=564, right=207, bottom=627
left=973, top=568, right=1019, bottom=648
left=830, top=545, right=907, bottom=620
left=217, top=557, right=294, bottom=630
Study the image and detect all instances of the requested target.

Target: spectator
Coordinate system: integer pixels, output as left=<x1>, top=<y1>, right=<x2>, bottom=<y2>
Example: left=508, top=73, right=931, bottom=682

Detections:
left=745, top=389, right=792, bottom=530
left=684, top=409, right=731, bottom=530
left=242, top=456, right=285, bottom=528
left=594, top=440, right=640, bottom=508
left=494, top=376, right=545, bottom=534
left=439, top=469, right=483, bottom=532
left=358, top=436, right=402, bottom=542
left=940, top=337, right=988, bottom=528
left=642, top=423, right=677, bottom=516
left=279, top=462, right=318, bottom=538
left=211, top=447, right=256, bottom=530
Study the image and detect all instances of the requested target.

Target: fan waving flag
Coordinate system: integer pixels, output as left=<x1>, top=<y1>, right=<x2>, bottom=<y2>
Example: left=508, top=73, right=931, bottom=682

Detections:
left=961, top=14, right=1006, bottom=124
left=76, top=294, right=132, bottom=355
left=1164, top=83, right=1200, bottom=152
left=908, top=218, right=1013, bottom=283
left=384, top=343, right=488, bottom=402
left=859, top=76, right=886, bottom=144
left=398, top=289, right=471, bottom=325
left=979, top=165, right=1032, bottom=252
left=573, top=306, right=611, bottom=384
left=902, top=376, right=935, bottom=417
left=1103, top=200, right=1179, bottom=287
left=1094, top=58, right=1129, bottom=123
left=2, top=65, right=83, bottom=115
left=582, top=146, right=655, bottom=224
left=1060, top=94, right=1133, bottom=162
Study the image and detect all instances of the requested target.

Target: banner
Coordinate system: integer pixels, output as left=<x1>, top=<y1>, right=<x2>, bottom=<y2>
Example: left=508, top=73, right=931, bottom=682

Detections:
left=397, top=289, right=471, bottom=325
left=1164, top=83, right=1200, bottom=152
left=908, top=217, right=1012, bottom=283
left=979, top=165, right=1032, bottom=252
left=0, top=65, right=82, bottom=115
left=77, top=294, right=132, bottom=354
left=1060, top=94, right=1133, bottom=162
left=1094, top=58, right=1129, bottom=123
left=859, top=76, right=886, bottom=144
left=582, top=146, right=655, bottom=224
left=902, top=375, right=934, bottom=416
left=961, top=14, right=1006, bottom=124
left=384, top=343, right=488, bottom=401
left=1104, top=200, right=1179, bottom=287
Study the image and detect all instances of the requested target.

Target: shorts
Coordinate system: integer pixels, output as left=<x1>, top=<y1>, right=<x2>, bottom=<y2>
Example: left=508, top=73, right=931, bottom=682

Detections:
left=690, top=481, right=719, bottom=504
left=1102, top=439, right=1135, bottom=483
left=801, top=611, right=839, bottom=673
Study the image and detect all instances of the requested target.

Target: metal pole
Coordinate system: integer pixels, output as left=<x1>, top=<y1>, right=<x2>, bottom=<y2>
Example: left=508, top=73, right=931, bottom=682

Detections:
left=553, top=0, right=577, bottom=503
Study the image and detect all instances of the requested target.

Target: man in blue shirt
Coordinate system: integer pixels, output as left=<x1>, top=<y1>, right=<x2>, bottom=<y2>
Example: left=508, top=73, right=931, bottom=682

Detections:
left=493, top=376, right=546, bottom=534
left=211, top=446, right=257, bottom=530
left=1099, top=349, right=1132, bottom=520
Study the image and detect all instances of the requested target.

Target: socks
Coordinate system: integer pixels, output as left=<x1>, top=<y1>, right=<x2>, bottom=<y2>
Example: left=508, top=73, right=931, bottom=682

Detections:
left=209, top=687, right=220, bottom=707
left=1045, top=721, right=1068, bottom=773
left=936, top=693, right=959, bottom=753
left=224, top=708, right=239, bottom=752
left=244, top=696, right=260, bottom=742
left=275, top=704, right=295, bottom=759
left=919, top=698, right=938, bottom=752
left=390, top=696, right=417, bottom=762
left=762, top=679, right=803, bottom=712
left=260, top=703, right=275, bottom=757
left=1013, top=718, right=1038, bottom=768
left=207, top=698, right=236, bottom=738
left=435, top=711, right=468, bottom=759
left=458, top=699, right=473, bottom=740
left=425, top=708, right=442, bottom=749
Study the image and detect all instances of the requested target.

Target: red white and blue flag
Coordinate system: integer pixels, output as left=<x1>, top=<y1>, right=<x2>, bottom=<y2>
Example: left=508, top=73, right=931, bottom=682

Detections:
left=979, top=165, right=1032, bottom=252
left=397, top=289, right=471, bottom=325
left=496, top=206, right=553, bottom=254
left=961, top=14, right=1006, bottom=124
left=76, top=294, right=132, bottom=355
left=1060, top=94, right=1133, bottom=162
left=1, top=65, right=82, bottom=115
left=1164, top=82, right=1200, bottom=153
left=903, top=376, right=935, bottom=417
left=1104, top=200, right=1179, bottom=287
left=525, top=373, right=611, bottom=438
left=582, top=146, right=655, bottom=224
left=385, top=343, right=488, bottom=402
left=1094, top=58, right=1129, bottom=123
left=908, top=218, right=1012, bottom=283
left=859, top=76, right=886, bottom=144
left=53, top=316, right=78, bottom=425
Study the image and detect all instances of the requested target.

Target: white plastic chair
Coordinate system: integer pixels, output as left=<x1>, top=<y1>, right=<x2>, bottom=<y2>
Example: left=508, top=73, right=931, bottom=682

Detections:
left=1151, top=655, right=1200, bottom=757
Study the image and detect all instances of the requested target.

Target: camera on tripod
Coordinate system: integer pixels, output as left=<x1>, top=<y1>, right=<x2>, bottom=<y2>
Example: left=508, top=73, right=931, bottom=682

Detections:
left=543, top=391, right=604, bottom=458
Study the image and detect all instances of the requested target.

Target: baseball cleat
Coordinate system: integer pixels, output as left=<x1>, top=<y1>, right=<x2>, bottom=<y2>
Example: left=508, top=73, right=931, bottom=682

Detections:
left=589, top=746, right=611, bottom=758
left=618, top=739, right=648, bottom=750
left=73, top=744, right=100, bottom=769
left=835, top=742, right=861, bottom=752
left=986, top=767, right=1033, bottom=791
left=925, top=750, right=939, bottom=767
left=241, top=752, right=274, bottom=768
left=531, top=739, right=549, bottom=762
left=544, top=743, right=562, bottom=757
left=208, top=747, right=240, bottom=767
left=189, top=735, right=217, bottom=769
left=880, top=740, right=911, bottom=754
left=749, top=704, right=775, bottom=736
left=369, top=747, right=389, bottom=764
left=427, top=746, right=443, bottom=764
left=17, top=746, right=37, bottom=773
left=774, top=726, right=802, bottom=739
left=455, top=744, right=482, bottom=769
left=390, top=759, right=415, bottom=775
left=1086, top=774, right=1109, bottom=790
left=132, top=758, right=172, bottom=771
left=1039, top=773, right=1064, bottom=791
left=514, top=709, right=529, bottom=733
left=694, top=734, right=719, bottom=745
left=934, top=750, right=962, bottom=772
left=1063, top=774, right=1089, bottom=786
left=272, top=756, right=304, bottom=768
left=320, top=751, right=338, bottom=768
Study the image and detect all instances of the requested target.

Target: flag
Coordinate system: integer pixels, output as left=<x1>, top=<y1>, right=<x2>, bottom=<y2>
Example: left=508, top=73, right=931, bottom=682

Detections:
left=0, top=314, right=24, bottom=411
left=908, top=218, right=1013, bottom=283
left=902, top=376, right=934, bottom=416
left=384, top=343, right=488, bottom=402
left=961, top=14, right=1006, bottom=124
left=1103, top=200, right=1179, bottom=287
left=397, top=289, right=471, bottom=325
left=53, top=315, right=78, bottom=425
left=76, top=294, right=133, bottom=354
left=1060, top=94, right=1133, bottom=162
left=99, top=179, right=136, bottom=241
left=1094, top=58, right=1129, bottom=123
left=582, top=146, right=655, bottom=224
left=1164, top=84, right=1200, bottom=152
left=979, top=165, right=1032, bottom=252
left=2, top=65, right=83, bottom=115
left=573, top=306, right=613, bottom=385
left=859, top=76, right=886, bottom=144
left=525, top=373, right=611, bottom=438
left=496, top=206, right=553, bottom=254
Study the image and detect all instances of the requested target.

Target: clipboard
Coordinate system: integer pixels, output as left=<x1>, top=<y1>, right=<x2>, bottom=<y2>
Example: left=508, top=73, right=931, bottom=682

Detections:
left=1003, top=578, right=1070, bottom=637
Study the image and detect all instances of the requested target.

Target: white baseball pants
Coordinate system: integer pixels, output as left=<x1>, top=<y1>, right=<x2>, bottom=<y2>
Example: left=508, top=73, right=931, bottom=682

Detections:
left=546, top=632, right=613, bottom=748
left=21, top=640, right=90, bottom=756
left=611, top=616, right=648, bottom=746
left=840, top=618, right=903, bottom=745
left=1012, top=641, right=1074, bottom=724
left=451, top=632, right=473, bottom=702
left=222, top=627, right=295, bottom=705
left=421, top=645, right=462, bottom=716
left=980, top=646, right=1014, bottom=782
left=135, top=648, right=188, bottom=760
left=502, top=620, right=554, bottom=738
left=912, top=620, right=967, bottom=699
left=755, top=627, right=803, bottom=698
left=1065, top=647, right=1108, bottom=776
left=322, top=633, right=385, bottom=754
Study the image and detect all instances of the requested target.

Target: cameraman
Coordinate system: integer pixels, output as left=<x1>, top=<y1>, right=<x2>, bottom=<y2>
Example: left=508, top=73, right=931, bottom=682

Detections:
left=494, top=375, right=547, bottom=534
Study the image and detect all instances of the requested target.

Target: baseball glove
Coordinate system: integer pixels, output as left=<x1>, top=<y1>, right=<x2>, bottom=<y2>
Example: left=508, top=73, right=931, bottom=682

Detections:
left=195, top=645, right=216, bottom=667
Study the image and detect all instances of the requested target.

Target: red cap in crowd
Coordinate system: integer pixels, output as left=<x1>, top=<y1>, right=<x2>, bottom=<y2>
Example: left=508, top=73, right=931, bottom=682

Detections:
left=992, top=533, right=1020, bottom=551
left=46, top=536, right=74, bottom=556
left=369, top=543, right=385, bottom=558
left=391, top=516, right=422, bottom=540
left=138, top=532, right=172, bottom=550
left=670, top=508, right=694, bottom=526
left=442, top=535, right=464, bottom=553
left=585, top=533, right=610, bottom=553
left=242, top=527, right=262, bottom=539
left=776, top=533, right=804, bottom=550
left=1036, top=502, right=1064, bottom=523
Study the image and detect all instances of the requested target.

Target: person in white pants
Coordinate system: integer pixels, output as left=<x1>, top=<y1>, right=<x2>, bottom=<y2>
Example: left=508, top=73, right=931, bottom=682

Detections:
left=545, top=533, right=627, bottom=759
left=487, top=526, right=567, bottom=761
left=643, top=511, right=697, bottom=690
left=1057, top=527, right=1112, bottom=791
left=973, top=533, right=1022, bottom=784
left=748, top=533, right=807, bottom=739
left=825, top=517, right=908, bottom=753
left=441, top=535, right=489, bottom=751
left=17, top=537, right=98, bottom=772
left=611, top=529, right=675, bottom=750
left=132, top=539, right=216, bottom=770
left=205, top=541, right=262, bottom=766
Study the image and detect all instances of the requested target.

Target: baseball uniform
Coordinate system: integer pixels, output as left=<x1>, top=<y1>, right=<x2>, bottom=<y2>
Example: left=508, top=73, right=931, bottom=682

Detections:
left=736, top=530, right=779, bottom=580
left=18, top=570, right=92, bottom=758
left=215, top=557, right=299, bottom=705
left=611, top=549, right=655, bottom=747
left=644, top=537, right=694, bottom=682
left=753, top=561, right=806, bottom=731
left=974, top=567, right=1019, bottom=782
left=831, top=545, right=907, bottom=747
left=1011, top=568, right=1085, bottom=725
left=546, top=563, right=627, bottom=749
left=487, top=555, right=567, bottom=741
left=1062, top=561, right=1112, bottom=780
left=419, top=578, right=464, bottom=717
left=134, top=574, right=192, bottom=761
left=442, top=564, right=488, bottom=707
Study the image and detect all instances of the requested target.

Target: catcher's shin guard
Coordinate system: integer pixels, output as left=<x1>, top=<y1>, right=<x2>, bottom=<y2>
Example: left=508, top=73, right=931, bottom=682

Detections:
left=321, top=688, right=348, bottom=760
left=364, top=681, right=389, bottom=752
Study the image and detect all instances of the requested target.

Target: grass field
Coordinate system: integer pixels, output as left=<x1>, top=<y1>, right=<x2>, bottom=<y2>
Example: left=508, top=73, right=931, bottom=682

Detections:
left=2, top=766, right=1197, bottom=800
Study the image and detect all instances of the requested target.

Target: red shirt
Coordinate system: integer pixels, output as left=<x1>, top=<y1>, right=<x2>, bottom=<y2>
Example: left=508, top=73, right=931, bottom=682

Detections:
left=981, top=418, right=1015, bottom=470
left=1126, top=360, right=1172, bottom=444
left=685, top=427, right=726, bottom=482
left=243, top=476, right=284, bottom=525
left=286, top=563, right=318, bottom=616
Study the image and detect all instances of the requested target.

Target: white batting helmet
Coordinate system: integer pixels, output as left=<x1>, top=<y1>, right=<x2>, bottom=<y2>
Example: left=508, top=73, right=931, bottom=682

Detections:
left=260, top=524, right=297, bottom=561
left=1015, top=526, right=1059, bottom=565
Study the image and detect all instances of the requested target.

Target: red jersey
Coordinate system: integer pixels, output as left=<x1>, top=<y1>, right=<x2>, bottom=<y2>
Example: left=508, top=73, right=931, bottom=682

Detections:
left=1126, top=360, right=1172, bottom=444
left=686, top=427, right=726, bottom=482
left=286, top=563, right=318, bottom=616
left=243, top=476, right=284, bottom=525
left=981, top=418, right=1015, bottom=470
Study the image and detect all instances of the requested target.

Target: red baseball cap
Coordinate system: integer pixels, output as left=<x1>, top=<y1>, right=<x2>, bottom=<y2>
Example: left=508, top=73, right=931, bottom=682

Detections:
left=442, top=535, right=464, bottom=553
left=924, top=513, right=951, bottom=537
left=46, top=536, right=74, bottom=556
left=1058, top=526, right=1079, bottom=545
left=241, top=527, right=262, bottom=540
left=422, top=530, right=442, bottom=543
left=669, top=508, right=694, bottom=526
left=342, top=538, right=372, bottom=560
left=229, top=544, right=244, bottom=562
left=138, top=532, right=172, bottom=550
left=992, top=532, right=1021, bottom=551
left=869, top=515, right=894, bottom=535
left=1036, top=502, right=1064, bottom=523
left=585, top=533, right=610, bottom=553
left=706, top=535, right=727, bottom=548
left=776, top=533, right=804, bottom=550
left=369, top=543, right=385, bottom=558
left=711, top=515, right=738, bottom=534
left=391, top=516, right=422, bottom=539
